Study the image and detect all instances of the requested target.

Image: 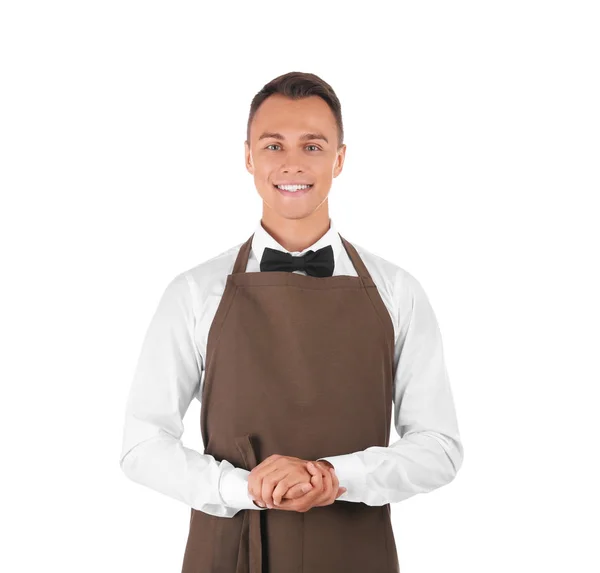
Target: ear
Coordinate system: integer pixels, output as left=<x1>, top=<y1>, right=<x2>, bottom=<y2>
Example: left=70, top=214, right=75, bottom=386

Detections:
left=245, top=141, right=254, bottom=174
left=333, top=144, right=346, bottom=178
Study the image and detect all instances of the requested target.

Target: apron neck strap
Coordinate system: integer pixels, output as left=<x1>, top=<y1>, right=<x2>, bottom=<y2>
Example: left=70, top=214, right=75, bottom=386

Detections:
left=232, top=234, right=254, bottom=274
left=339, top=234, right=373, bottom=282
left=231, top=232, right=374, bottom=283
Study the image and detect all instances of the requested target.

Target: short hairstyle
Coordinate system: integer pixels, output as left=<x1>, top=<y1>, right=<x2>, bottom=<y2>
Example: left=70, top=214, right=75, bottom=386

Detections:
left=247, top=71, right=344, bottom=149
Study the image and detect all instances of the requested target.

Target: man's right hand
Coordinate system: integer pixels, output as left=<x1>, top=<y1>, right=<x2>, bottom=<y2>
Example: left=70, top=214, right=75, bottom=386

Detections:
left=252, top=464, right=314, bottom=507
left=252, top=461, right=346, bottom=509
left=252, top=481, right=312, bottom=507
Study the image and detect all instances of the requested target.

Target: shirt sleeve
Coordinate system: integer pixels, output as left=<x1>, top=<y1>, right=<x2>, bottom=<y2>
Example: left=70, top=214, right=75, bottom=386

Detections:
left=118, top=272, right=266, bottom=517
left=317, top=269, right=464, bottom=505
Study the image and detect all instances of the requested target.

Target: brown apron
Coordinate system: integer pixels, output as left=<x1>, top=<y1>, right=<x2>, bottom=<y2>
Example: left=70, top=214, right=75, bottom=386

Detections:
left=181, top=232, right=400, bottom=573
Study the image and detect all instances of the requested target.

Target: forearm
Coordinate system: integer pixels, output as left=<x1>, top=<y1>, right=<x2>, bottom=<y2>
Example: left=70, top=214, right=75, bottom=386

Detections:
left=119, top=272, right=264, bottom=517
left=318, top=430, right=463, bottom=506
left=120, top=433, right=262, bottom=517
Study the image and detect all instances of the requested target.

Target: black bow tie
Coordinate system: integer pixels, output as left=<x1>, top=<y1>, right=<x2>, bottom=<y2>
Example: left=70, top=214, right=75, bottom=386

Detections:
left=260, top=245, right=335, bottom=277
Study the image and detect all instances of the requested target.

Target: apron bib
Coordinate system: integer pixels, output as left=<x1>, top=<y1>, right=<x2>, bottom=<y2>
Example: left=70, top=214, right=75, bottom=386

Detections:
left=181, top=232, right=400, bottom=573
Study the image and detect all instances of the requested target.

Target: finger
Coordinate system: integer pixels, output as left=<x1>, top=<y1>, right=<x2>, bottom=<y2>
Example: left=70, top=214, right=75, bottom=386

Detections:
left=319, top=467, right=333, bottom=503
left=278, top=463, right=319, bottom=512
left=306, top=464, right=327, bottom=507
left=264, top=467, right=306, bottom=507
left=308, top=462, right=324, bottom=496
left=279, top=463, right=315, bottom=502
left=307, top=462, right=326, bottom=494
left=283, top=482, right=313, bottom=501
left=274, top=483, right=313, bottom=512
left=315, top=461, right=331, bottom=474
left=249, top=463, right=282, bottom=503
left=272, top=496, right=299, bottom=512
left=307, top=461, right=322, bottom=481
left=247, top=455, right=283, bottom=498
left=271, top=477, right=293, bottom=506
left=329, top=468, right=341, bottom=501
left=252, top=459, right=310, bottom=506
left=248, top=463, right=283, bottom=501
left=260, top=468, right=288, bottom=507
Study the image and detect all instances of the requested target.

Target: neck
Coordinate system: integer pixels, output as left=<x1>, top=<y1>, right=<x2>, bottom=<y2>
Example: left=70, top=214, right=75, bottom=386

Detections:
left=260, top=204, right=331, bottom=253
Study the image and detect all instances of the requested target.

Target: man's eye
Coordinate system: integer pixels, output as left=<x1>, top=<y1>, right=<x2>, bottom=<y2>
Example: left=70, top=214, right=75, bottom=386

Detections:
left=265, top=144, right=320, bottom=151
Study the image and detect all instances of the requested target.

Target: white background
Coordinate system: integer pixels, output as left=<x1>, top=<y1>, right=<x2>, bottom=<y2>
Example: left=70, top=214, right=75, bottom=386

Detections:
left=1, top=1, right=598, bottom=572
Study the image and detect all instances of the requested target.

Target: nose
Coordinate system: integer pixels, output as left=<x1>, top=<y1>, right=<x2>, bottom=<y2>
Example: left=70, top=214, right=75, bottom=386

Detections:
left=279, top=148, right=306, bottom=172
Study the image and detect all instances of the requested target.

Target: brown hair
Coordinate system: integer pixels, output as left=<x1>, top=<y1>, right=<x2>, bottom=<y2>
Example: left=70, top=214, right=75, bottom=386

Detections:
left=247, top=71, right=344, bottom=149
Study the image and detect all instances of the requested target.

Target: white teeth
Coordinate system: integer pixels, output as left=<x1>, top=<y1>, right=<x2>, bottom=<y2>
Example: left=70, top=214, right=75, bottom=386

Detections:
left=276, top=184, right=312, bottom=192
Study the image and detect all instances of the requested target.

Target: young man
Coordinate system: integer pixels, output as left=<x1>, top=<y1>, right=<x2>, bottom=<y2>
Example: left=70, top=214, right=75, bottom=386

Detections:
left=119, top=71, right=464, bottom=573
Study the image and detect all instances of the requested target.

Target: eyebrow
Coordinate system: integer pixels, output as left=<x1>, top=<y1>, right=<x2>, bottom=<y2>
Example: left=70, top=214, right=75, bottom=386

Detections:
left=258, top=132, right=329, bottom=144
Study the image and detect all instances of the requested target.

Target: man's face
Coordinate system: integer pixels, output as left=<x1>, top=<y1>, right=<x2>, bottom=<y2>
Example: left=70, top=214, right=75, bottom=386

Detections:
left=245, top=94, right=346, bottom=221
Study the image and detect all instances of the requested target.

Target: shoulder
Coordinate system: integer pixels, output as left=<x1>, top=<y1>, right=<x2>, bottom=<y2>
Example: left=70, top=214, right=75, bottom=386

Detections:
left=182, top=241, right=244, bottom=288
left=349, top=240, right=431, bottom=339
left=350, top=240, right=422, bottom=300
left=160, top=241, right=245, bottom=317
left=150, top=241, right=245, bottom=317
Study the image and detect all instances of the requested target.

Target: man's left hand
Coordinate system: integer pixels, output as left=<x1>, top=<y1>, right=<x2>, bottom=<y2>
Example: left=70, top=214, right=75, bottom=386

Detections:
left=248, top=455, right=340, bottom=510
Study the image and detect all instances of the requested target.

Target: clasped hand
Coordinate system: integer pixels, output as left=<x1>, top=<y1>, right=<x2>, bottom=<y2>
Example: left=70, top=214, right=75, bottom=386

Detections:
left=247, top=454, right=347, bottom=513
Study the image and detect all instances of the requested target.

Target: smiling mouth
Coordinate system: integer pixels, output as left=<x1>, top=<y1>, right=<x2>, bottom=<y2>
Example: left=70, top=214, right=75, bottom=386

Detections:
left=273, top=183, right=314, bottom=193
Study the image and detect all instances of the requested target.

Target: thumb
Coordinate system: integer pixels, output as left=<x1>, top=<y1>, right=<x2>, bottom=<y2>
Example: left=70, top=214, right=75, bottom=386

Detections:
left=284, top=482, right=313, bottom=500
left=306, top=461, right=320, bottom=474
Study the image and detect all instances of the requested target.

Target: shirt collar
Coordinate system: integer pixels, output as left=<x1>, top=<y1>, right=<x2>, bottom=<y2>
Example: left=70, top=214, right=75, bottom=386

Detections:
left=251, top=218, right=344, bottom=266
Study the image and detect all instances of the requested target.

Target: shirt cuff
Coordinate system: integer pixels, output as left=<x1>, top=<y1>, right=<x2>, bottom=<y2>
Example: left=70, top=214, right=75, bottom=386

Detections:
left=317, top=454, right=366, bottom=502
left=219, top=463, right=267, bottom=511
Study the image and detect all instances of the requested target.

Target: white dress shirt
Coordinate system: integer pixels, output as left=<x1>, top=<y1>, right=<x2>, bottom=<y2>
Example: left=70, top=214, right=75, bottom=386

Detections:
left=119, top=218, right=464, bottom=518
